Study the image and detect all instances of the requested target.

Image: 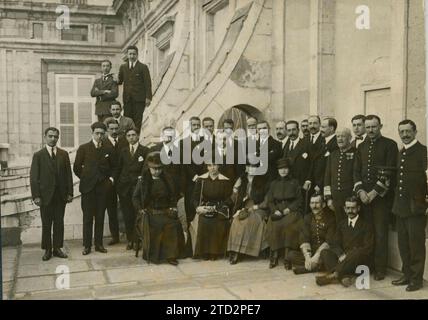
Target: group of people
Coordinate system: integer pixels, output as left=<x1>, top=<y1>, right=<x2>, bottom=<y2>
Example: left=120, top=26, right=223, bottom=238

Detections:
left=29, top=46, right=427, bottom=292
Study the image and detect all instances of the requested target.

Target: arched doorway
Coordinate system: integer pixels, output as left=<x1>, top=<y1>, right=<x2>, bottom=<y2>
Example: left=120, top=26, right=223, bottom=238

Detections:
left=218, top=104, right=264, bottom=130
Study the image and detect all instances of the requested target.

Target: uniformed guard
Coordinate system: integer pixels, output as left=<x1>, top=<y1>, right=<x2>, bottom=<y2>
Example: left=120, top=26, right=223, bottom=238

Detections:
left=353, top=115, right=398, bottom=280
left=324, top=128, right=356, bottom=224
left=391, top=119, right=427, bottom=292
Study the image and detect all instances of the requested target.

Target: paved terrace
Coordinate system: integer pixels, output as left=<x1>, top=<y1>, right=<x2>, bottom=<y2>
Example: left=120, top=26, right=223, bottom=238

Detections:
left=2, top=239, right=428, bottom=300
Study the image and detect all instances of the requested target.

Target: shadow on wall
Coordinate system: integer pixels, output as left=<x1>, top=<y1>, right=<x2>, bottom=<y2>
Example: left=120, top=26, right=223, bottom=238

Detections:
left=218, top=104, right=264, bottom=130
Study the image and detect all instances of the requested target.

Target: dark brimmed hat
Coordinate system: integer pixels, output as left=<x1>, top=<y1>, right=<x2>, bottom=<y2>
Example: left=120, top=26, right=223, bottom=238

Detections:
left=277, top=157, right=292, bottom=169
left=146, top=151, right=162, bottom=169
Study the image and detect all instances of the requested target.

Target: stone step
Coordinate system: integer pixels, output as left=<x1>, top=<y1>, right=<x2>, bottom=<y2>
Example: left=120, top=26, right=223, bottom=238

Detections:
left=0, top=174, right=31, bottom=196
left=0, top=166, right=30, bottom=177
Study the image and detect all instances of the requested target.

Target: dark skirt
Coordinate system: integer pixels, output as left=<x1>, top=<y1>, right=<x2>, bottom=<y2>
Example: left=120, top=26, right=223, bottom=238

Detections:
left=194, top=215, right=230, bottom=257
left=266, top=212, right=301, bottom=251
left=143, top=213, right=186, bottom=264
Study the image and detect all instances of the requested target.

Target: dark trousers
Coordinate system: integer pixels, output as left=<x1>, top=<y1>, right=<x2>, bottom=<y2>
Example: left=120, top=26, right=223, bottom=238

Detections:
left=320, top=248, right=370, bottom=279
left=362, top=196, right=390, bottom=274
left=287, top=249, right=306, bottom=266
left=106, top=184, right=119, bottom=240
left=40, top=190, right=66, bottom=250
left=396, top=215, right=427, bottom=285
left=81, top=180, right=109, bottom=247
left=331, top=189, right=353, bottom=225
left=119, top=189, right=137, bottom=242
left=123, top=98, right=145, bottom=131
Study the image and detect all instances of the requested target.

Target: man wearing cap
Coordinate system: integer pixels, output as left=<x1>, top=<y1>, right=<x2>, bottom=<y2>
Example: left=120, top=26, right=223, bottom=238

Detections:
left=132, top=151, right=185, bottom=265
left=287, top=193, right=335, bottom=274
left=73, top=122, right=118, bottom=255
left=391, top=120, right=427, bottom=292
left=353, top=115, right=398, bottom=280
left=316, top=196, right=374, bottom=287
left=324, top=128, right=356, bottom=224
left=116, top=127, right=150, bottom=250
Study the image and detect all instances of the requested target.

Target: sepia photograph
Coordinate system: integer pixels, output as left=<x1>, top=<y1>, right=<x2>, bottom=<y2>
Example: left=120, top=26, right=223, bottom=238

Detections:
left=1, top=0, right=428, bottom=306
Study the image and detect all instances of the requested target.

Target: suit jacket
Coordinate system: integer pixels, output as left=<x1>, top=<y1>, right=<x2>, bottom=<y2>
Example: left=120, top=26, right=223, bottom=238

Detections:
left=353, top=135, right=398, bottom=196
left=283, top=138, right=311, bottom=186
left=256, top=136, right=282, bottom=179
left=116, top=143, right=150, bottom=196
left=30, top=147, right=73, bottom=205
left=73, top=141, right=117, bottom=194
left=392, top=141, right=428, bottom=217
left=310, top=135, right=338, bottom=190
left=90, top=74, right=118, bottom=116
left=180, top=136, right=206, bottom=184
left=331, top=215, right=374, bottom=258
left=103, top=116, right=135, bottom=140
left=324, top=146, right=356, bottom=198
left=118, top=61, right=152, bottom=103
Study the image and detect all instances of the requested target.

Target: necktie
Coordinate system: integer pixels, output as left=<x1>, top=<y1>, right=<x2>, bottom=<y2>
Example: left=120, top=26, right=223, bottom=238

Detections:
left=289, top=141, right=294, bottom=151
left=356, top=136, right=363, bottom=140
left=168, top=149, right=172, bottom=157
left=131, top=145, right=135, bottom=156
left=113, top=138, right=117, bottom=147
left=349, top=220, right=353, bottom=228
left=311, top=135, right=314, bottom=144
left=51, top=147, right=56, bottom=160
left=97, top=142, right=101, bottom=149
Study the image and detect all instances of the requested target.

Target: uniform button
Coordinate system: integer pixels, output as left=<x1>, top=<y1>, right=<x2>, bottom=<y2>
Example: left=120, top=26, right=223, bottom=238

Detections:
left=403, top=152, right=406, bottom=156
left=399, top=187, right=402, bottom=190
left=400, top=172, right=403, bottom=176
left=400, top=166, right=403, bottom=169
left=400, top=180, right=403, bottom=183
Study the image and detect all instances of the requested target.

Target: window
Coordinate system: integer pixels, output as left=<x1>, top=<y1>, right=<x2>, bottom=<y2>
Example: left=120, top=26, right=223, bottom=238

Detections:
left=55, top=75, right=96, bottom=149
left=105, top=26, right=115, bottom=43
left=32, top=23, right=43, bottom=39
left=61, top=25, right=88, bottom=41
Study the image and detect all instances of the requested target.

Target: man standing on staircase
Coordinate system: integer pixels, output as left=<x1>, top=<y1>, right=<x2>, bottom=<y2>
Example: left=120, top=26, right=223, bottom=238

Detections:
left=30, top=127, right=73, bottom=261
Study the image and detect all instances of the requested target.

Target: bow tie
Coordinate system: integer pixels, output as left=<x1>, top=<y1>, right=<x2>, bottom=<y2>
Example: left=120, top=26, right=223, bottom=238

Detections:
left=355, top=136, right=364, bottom=140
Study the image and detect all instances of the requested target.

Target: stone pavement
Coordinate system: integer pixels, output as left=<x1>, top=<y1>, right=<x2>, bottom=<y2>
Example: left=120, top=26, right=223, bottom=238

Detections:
left=2, top=239, right=428, bottom=300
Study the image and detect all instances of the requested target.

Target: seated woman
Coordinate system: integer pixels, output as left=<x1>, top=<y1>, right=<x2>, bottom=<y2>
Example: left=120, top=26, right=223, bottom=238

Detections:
left=227, top=157, right=271, bottom=265
left=132, top=152, right=185, bottom=265
left=192, top=161, right=233, bottom=261
left=265, top=158, right=303, bottom=269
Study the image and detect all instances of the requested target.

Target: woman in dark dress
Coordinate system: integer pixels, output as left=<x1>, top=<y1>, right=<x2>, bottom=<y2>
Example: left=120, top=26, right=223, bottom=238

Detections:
left=192, top=162, right=233, bottom=260
left=132, top=152, right=185, bottom=265
left=265, top=158, right=303, bottom=269
left=227, top=159, right=271, bottom=264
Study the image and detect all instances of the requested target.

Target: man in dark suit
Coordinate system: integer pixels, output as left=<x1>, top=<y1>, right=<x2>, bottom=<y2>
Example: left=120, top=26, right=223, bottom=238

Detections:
left=116, top=128, right=150, bottom=250
left=310, top=117, right=338, bottom=194
left=73, top=122, right=117, bottom=255
left=117, top=45, right=152, bottom=131
left=316, top=196, right=374, bottom=287
left=30, top=127, right=73, bottom=261
left=256, top=120, right=282, bottom=180
left=300, top=119, right=310, bottom=139
left=324, top=128, right=356, bottom=224
left=351, top=114, right=367, bottom=149
left=90, top=60, right=119, bottom=122
left=353, top=114, right=398, bottom=280
left=101, top=119, right=124, bottom=245
left=304, top=115, right=324, bottom=193
left=104, top=101, right=136, bottom=142
left=275, top=120, right=288, bottom=158
left=391, top=119, right=427, bottom=292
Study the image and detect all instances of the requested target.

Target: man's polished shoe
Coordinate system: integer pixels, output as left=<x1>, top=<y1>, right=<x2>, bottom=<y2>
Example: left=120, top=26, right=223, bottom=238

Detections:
left=392, top=276, right=410, bottom=286
left=53, top=248, right=68, bottom=259
left=42, top=249, right=52, bottom=261
left=316, top=274, right=338, bottom=286
left=167, top=259, right=179, bottom=266
left=82, top=247, right=91, bottom=255
left=340, top=276, right=355, bottom=288
left=284, top=260, right=292, bottom=270
left=95, top=246, right=108, bottom=253
left=229, top=253, right=239, bottom=265
left=269, top=257, right=278, bottom=269
left=374, top=272, right=385, bottom=281
left=108, top=238, right=120, bottom=246
left=126, top=242, right=134, bottom=250
left=293, top=266, right=311, bottom=275
left=406, top=282, right=423, bottom=292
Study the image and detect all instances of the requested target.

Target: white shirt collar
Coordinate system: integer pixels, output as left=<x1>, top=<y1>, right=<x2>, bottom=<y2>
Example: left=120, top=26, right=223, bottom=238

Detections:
left=348, top=215, right=359, bottom=228
left=92, top=139, right=100, bottom=148
left=325, top=134, right=336, bottom=144
left=311, top=131, right=321, bottom=143
left=260, top=136, right=269, bottom=144
left=113, top=115, right=122, bottom=122
left=45, top=145, right=57, bottom=156
left=289, top=137, right=300, bottom=146
left=279, top=136, right=289, bottom=147
left=191, top=132, right=200, bottom=142
left=130, top=142, right=139, bottom=150
left=129, top=61, right=136, bottom=68
left=108, top=135, right=118, bottom=145
left=403, top=139, right=418, bottom=150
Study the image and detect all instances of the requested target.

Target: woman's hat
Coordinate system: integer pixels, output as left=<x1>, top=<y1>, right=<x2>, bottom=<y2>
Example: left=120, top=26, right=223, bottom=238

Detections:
left=276, top=157, right=292, bottom=169
left=146, top=151, right=163, bottom=168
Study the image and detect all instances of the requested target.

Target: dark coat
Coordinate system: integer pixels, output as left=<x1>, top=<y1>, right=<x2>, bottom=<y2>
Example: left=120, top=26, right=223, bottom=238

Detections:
left=299, top=207, right=336, bottom=252
left=330, top=215, right=374, bottom=258
left=256, top=136, right=282, bottom=179
left=283, top=138, right=311, bottom=186
left=73, top=141, right=117, bottom=194
left=103, top=116, right=135, bottom=140
left=180, top=136, right=206, bottom=183
left=30, top=147, right=73, bottom=205
left=118, top=61, right=152, bottom=103
left=116, top=143, right=150, bottom=196
left=265, top=175, right=303, bottom=215
left=324, top=146, right=356, bottom=196
left=90, top=75, right=118, bottom=116
left=233, top=173, right=271, bottom=212
left=353, top=135, right=398, bottom=195
left=392, top=141, right=428, bottom=217
left=310, top=135, right=338, bottom=189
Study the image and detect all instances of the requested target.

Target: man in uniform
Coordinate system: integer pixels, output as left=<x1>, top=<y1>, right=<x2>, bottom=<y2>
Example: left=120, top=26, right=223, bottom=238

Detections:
left=324, top=128, right=356, bottom=224
left=391, top=119, right=427, bottom=292
left=316, top=196, right=374, bottom=287
left=73, top=122, right=117, bottom=255
left=351, top=114, right=367, bottom=149
left=30, top=127, right=73, bottom=261
left=90, top=60, right=118, bottom=122
left=116, top=128, right=150, bottom=250
left=287, top=193, right=336, bottom=274
left=353, top=115, right=398, bottom=280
